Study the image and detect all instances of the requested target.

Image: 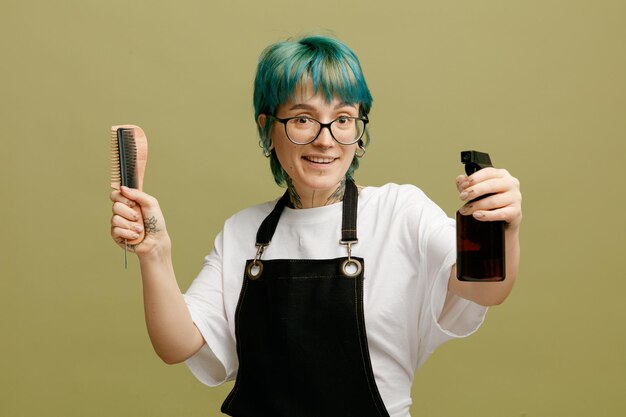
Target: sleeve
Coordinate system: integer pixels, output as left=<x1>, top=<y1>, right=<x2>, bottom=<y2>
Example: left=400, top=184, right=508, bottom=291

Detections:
left=416, top=196, right=488, bottom=365
left=183, top=231, right=237, bottom=387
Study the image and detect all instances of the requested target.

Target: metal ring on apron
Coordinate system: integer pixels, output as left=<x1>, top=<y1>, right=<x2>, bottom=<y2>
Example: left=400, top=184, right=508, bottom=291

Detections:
left=340, top=240, right=361, bottom=278
left=246, top=260, right=263, bottom=280
left=246, top=243, right=268, bottom=280
left=341, top=258, right=362, bottom=278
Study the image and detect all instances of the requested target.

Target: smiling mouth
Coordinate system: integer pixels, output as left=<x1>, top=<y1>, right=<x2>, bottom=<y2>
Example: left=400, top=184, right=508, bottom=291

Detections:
left=303, top=156, right=337, bottom=164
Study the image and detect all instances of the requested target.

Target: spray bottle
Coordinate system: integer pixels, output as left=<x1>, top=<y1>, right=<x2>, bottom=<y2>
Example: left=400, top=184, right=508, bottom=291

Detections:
left=456, top=150, right=505, bottom=281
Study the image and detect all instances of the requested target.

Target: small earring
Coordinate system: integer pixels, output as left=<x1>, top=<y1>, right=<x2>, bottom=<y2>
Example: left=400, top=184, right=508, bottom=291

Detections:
left=259, top=139, right=273, bottom=158
left=355, top=140, right=366, bottom=158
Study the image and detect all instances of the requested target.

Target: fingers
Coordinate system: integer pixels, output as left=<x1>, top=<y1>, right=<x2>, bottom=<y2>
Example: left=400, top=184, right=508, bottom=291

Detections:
left=111, top=208, right=144, bottom=240
left=111, top=212, right=144, bottom=233
left=111, top=224, right=143, bottom=242
left=458, top=168, right=519, bottom=202
left=456, top=168, right=503, bottom=193
left=458, top=191, right=517, bottom=216
left=469, top=206, right=522, bottom=225
left=456, top=167, right=522, bottom=227
left=110, top=186, right=160, bottom=246
left=112, top=201, right=141, bottom=222
left=455, top=175, right=468, bottom=193
left=465, top=167, right=509, bottom=184
left=110, top=187, right=160, bottom=225
left=110, top=189, right=137, bottom=207
left=119, top=186, right=159, bottom=209
left=110, top=187, right=160, bottom=211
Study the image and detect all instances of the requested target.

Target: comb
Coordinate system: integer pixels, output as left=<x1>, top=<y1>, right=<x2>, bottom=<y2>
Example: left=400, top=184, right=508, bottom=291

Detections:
left=111, top=124, right=148, bottom=267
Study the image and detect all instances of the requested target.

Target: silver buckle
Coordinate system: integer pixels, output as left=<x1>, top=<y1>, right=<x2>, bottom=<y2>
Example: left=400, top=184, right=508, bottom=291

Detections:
left=246, top=243, right=268, bottom=280
left=340, top=240, right=362, bottom=278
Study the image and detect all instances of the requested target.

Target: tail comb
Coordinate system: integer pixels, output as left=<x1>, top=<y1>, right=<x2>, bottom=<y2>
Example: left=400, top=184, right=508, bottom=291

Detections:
left=111, top=125, right=148, bottom=267
left=110, top=125, right=148, bottom=192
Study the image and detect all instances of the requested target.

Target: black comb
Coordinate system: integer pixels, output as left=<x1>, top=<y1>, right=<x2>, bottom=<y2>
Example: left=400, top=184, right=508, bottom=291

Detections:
left=117, top=128, right=138, bottom=188
left=111, top=125, right=148, bottom=269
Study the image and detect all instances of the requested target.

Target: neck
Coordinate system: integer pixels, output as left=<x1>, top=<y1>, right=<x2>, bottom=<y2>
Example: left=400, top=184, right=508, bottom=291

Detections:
left=286, top=178, right=346, bottom=209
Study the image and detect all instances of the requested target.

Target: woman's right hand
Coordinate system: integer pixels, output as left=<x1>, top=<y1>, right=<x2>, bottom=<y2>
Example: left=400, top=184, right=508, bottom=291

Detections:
left=110, top=188, right=203, bottom=363
left=110, top=186, right=171, bottom=257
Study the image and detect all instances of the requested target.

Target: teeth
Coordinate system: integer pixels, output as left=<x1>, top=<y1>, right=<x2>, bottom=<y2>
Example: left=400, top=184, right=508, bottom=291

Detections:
left=305, top=156, right=334, bottom=164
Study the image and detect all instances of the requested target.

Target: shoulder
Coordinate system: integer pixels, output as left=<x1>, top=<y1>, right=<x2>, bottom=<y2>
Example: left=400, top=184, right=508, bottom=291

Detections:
left=222, top=197, right=279, bottom=236
left=359, top=183, right=433, bottom=211
left=359, top=183, right=451, bottom=232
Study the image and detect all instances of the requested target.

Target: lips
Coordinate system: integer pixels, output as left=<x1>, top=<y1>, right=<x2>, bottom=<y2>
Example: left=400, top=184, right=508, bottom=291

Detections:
left=303, top=156, right=337, bottom=164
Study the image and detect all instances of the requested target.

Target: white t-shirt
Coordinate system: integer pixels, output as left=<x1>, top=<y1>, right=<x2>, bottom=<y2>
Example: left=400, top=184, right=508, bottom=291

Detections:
left=183, top=183, right=487, bottom=417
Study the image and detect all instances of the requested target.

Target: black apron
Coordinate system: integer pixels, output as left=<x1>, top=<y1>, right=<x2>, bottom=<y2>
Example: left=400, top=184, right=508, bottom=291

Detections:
left=221, top=180, right=390, bottom=417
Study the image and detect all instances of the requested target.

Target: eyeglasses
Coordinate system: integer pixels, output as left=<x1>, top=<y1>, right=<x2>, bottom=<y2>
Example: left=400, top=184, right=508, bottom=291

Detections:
left=268, top=115, right=369, bottom=145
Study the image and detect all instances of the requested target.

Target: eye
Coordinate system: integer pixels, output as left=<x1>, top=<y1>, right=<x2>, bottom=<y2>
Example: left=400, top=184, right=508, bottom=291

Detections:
left=287, top=116, right=317, bottom=132
left=333, top=116, right=355, bottom=130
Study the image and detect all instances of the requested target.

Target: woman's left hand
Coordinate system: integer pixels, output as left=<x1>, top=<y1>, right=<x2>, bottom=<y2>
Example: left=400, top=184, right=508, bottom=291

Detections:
left=456, top=168, right=522, bottom=229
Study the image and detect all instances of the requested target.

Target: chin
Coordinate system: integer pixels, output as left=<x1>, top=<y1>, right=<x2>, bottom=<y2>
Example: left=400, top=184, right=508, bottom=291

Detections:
left=296, top=172, right=345, bottom=192
left=303, top=178, right=341, bottom=190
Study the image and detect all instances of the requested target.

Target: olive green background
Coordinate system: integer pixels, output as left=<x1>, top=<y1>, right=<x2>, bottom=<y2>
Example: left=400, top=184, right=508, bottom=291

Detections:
left=1, top=0, right=624, bottom=416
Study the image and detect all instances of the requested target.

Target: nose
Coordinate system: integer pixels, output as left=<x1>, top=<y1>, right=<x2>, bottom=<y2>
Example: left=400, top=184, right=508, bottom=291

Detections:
left=313, top=125, right=334, bottom=148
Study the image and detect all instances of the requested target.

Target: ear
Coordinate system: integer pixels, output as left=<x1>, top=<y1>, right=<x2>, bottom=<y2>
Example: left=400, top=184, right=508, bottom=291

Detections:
left=257, top=114, right=274, bottom=151
left=257, top=114, right=267, bottom=129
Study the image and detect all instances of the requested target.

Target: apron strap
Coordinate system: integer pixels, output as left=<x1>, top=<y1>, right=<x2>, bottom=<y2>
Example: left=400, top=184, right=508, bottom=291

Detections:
left=255, top=179, right=359, bottom=246
left=255, top=191, right=290, bottom=246
left=341, top=179, right=358, bottom=243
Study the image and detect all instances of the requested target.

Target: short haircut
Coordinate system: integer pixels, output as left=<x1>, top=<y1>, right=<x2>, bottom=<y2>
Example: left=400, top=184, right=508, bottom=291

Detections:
left=253, top=35, right=373, bottom=187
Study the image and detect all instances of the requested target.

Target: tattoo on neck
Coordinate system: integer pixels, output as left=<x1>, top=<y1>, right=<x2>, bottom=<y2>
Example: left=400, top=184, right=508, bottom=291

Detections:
left=286, top=178, right=347, bottom=208
left=286, top=178, right=303, bottom=209
left=325, top=179, right=346, bottom=206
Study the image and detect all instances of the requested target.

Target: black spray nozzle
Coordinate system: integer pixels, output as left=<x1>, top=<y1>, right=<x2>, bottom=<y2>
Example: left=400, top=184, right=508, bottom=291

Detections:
left=461, top=150, right=493, bottom=175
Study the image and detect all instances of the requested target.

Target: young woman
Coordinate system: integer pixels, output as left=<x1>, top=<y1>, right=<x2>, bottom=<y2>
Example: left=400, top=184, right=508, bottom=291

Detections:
left=110, top=35, right=522, bottom=417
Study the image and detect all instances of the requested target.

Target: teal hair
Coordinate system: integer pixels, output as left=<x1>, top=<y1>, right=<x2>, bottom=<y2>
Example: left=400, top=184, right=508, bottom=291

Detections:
left=253, top=35, right=373, bottom=187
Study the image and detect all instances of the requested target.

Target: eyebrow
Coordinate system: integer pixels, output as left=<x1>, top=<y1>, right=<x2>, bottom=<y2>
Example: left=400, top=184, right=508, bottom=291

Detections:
left=286, top=102, right=357, bottom=111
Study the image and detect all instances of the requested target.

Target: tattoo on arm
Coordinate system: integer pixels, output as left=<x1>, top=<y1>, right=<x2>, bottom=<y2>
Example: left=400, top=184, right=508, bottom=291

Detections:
left=143, top=216, right=160, bottom=235
left=125, top=216, right=160, bottom=252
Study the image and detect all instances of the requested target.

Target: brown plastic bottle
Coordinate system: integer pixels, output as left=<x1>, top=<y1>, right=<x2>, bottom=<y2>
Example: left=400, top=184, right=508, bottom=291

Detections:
left=456, top=151, right=505, bottom=281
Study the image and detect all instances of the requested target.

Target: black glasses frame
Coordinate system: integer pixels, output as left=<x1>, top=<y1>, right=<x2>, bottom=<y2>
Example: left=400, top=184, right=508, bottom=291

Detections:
left=268, top=115, right=369, bottom=145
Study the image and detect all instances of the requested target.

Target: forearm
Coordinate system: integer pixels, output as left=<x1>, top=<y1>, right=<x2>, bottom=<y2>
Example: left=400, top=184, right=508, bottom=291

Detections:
left=138, top=245, right=204, bottom=364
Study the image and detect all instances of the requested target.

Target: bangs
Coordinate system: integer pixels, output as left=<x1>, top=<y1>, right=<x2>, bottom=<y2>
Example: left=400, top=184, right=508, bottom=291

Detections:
left=254, top=36, right=373, bottom=118
left=280, top=52, right=368, bottom=112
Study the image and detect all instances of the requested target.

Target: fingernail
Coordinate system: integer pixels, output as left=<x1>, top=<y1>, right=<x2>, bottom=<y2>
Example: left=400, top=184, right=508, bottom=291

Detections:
left=133, top=224, right=143, bottom=232
left=127, top=200, right=135, bottom=207
left=460, top=188, right=475, bottom=200
left=460, top=181, right=469, bottom=189
left=473, top=212, right=485, bottom=219
left=460, top=205, right=471, bottom=214
left=131, top=233, right=140, bottom=239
